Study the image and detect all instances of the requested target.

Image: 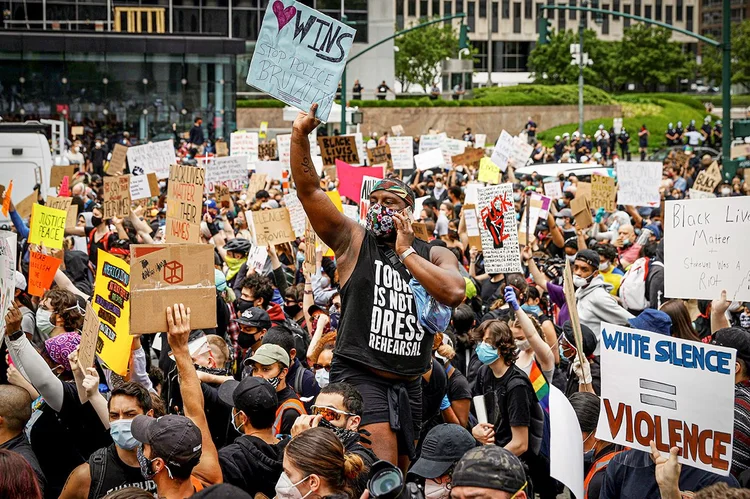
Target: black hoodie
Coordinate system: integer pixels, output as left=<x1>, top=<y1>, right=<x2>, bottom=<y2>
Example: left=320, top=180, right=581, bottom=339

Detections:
left=218, top=435, right=288, bottom=497
left=647, top=240, right=665, bottom=310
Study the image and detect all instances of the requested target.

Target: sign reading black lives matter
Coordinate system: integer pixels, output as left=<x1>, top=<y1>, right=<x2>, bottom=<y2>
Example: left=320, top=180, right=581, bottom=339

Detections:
left=246, top=0, right=356, bottom=122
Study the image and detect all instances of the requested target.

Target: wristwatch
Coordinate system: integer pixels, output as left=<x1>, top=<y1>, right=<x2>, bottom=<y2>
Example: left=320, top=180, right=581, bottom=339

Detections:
left=7, top=330, right=24, bottom=341
left=399, top=247, right=416, bottom=262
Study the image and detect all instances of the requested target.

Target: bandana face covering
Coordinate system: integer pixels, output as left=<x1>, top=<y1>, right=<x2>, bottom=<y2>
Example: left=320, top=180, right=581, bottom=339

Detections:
left=366, top=203, right=397, bottom=238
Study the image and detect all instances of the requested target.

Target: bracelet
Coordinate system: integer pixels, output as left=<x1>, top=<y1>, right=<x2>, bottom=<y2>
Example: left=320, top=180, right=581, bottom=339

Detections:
left=399, top=247, right=416, bottom=262
left=304, top=291, right=313, bottom=295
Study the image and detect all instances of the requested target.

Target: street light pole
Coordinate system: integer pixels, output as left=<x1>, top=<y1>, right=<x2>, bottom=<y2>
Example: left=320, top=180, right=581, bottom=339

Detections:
left=578, top=4, right=585, bottom=135
left=721, top=0, right=731, bottom=177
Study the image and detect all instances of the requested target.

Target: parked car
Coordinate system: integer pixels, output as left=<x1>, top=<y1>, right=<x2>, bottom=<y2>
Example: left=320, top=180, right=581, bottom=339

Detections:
left=648, top=146, right=720, bottom=163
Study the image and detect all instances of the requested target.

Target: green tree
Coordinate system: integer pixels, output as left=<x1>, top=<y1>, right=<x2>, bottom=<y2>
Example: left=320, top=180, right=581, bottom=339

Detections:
left=699, top=20, right=750, bottom=90
left=395, top=19, right=468, bottom=92
left=616, top=24, right=692, bottom=90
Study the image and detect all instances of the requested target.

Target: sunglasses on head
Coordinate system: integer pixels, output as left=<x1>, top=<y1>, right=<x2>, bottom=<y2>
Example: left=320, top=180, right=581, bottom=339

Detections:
left=313, top=364, right=332, bottom=372
left=311, top=405, right=355, bottom=422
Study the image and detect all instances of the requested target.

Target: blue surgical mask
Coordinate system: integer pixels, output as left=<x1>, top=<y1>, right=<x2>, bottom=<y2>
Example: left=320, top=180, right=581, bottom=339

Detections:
left=110, top=419, right=139, bottom=450
left=521, top=304, right=542, bottom=316
left=296, top=251, right=305, bottom=268
left=475, top=342, right=499, bottom=365
left=36, top=308, right=55, bottom=337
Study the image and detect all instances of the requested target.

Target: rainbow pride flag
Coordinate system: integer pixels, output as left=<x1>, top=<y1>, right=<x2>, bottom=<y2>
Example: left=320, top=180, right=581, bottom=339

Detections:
left=529, top=361, right=550, bottom=413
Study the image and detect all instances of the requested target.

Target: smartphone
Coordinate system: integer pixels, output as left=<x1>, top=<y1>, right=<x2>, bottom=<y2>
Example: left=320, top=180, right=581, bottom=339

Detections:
left=402, top=207, right=413, bottom=220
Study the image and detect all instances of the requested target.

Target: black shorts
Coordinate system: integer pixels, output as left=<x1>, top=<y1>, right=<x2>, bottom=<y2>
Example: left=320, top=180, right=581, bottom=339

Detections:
left=330, top=355, right=422, bottom=456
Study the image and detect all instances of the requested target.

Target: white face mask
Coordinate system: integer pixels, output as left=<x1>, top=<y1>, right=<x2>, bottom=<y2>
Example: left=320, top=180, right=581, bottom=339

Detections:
left=566, top=255, right=576, bottom=263
left=424, top=479, right=451, bottom=499
left=556, top=219, right=566, bottom=227
left=599, top=262, right=610, bottom=272
left=36, top=308, right=55, bottom=336
left=572, top=275, right=589, bottom=288
left=435, top=182, right=443, bottom=190
left=721, top=188, right=731, bottom=196
left=515, top=339, right=531, bottom=352
left=314, top=368, right=330, bottom=388
left=275, top=472, right=311, bottom=499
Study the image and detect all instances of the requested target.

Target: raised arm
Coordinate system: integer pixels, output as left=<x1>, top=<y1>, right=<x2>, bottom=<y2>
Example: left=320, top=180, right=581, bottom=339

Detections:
left=290, top=104, right=362, bottom=256
left=166, top=304, right=222, bottom=486
left=521, top=246, right=549, bottom=292
left=504, top=287, right=554, bottom=373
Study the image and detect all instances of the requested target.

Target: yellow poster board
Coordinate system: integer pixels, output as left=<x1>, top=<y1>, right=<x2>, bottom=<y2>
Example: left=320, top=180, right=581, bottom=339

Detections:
left=92, top=249, right=133, bottom=375
left=323, top=190, right=344, bottom=256
left=478, top=158, right=500, bottom=184
left=28, top=203, right=67, bottom=249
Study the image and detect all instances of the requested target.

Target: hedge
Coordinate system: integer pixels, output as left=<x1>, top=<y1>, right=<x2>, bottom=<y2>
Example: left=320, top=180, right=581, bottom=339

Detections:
left=237, top=99, right=286, bottom=108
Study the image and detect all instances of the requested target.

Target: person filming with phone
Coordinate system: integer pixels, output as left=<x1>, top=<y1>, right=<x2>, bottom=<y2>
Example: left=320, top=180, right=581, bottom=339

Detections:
left=290, top=103, right=465, bottom=470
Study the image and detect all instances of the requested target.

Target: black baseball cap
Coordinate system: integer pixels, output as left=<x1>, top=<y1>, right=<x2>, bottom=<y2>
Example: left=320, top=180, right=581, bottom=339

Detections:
left=192, top=484, right=253, bottom=498
left=233, top=307, right=272, bottom=329
left=131, top=414, right=202, bottom=472
left=451, top=446, right=526, bottom=494
left=712, top=328, right=750, bottom=366
left=563, top=320, right=598, bottom=356
left=408, top=424, right=476, bottom=479
left=575, top=249, right=600, bottom=270
left=218, top=376, right=278, bottom=414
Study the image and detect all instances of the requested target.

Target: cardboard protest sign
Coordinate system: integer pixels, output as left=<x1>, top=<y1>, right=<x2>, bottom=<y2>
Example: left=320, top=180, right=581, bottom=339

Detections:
left=258, top=142, right=277, bottom=160
left=231, top=131, right=259, bottom=163
left=46, top=196, right=78, bottom=228
left=563, top=260, right=589, bottom=362
left=693, top=162, right=722, bottom=194
left=387, top=137, right=414, bottom=170
left=477, top=157, right=500, bottom=184
left=76, top=302, right=101, bottom=402
left=109, top=144, right=128, bottom=175
left=248, top=173, right=268, bottom=197
left=14, top=191, right=36, bottom=221
left=304, top=220, right=317, bottom=275
left=412, top=222, right=431, bottom=241
left=367, top=145, right=392, bottom=167
left=246, top=0, right=355, bottom=122
left=451, top=147, right=485, bottom=167
left=130, top=244, right=216, bottom=334
left=126, top=140, right=176, bottom=179
left=249, top=208, right=296, bottom=247
left=359, top=176, right=382, bottom=225
left=474, top=134, right=487, bottom=149
left=477, top=183, right=522, bottom=274
left=575, top=181, right=591, bottom=202
left=462, top=204, right=482, bottom=249
left=103, top=176, right=132, bottom=219
left=570, top=194, right=593, bottom=228
left=0, top=231, right=16, bottom=340
left=689, top=189, right=716, bottom=200
left=283, top=192, right=306, bottom=238
left=419, top=133, right=444, bottom=154
left=596, top=322, right=736, bottom=475
left=664, top=197, right=750, bottom=301
left=490, top=130, right=514, bottom=172
left=731, top=143, right=750, bottom=160
left=335, top=160, right=383, bottom=202
left=28, top=203, right=66, bottom=249
left=441, top=138, right=467, bottom=167
left=511, top=137, right=534, bottom=168
left=49, top=165, right=77, bottom=189
left=166, top=164, right=204, bottom=243
left=215, top=185, right=232, bottom=207
left=277, top=134, right=292, bottom=168
left=414, top=148, right=445, bottom=171
left=92, top=249, right=132, bottom=375
left=518, top=197, right=543, bottom=245
left=550, top=386, right=585, bottom=499
left=28, top=251, right=61, bottom=297
left=544, top=182, right=563, bottom=199
left=205, top=156, right=248, bottom=193
left=216, top=141, right=229, bottom=157
left=247, top=245, right=269, bottom=274
left=71, top=125, right=84, bottom=137
left=254, top=161, right=286, bottom=181
left=616, top=162, right=661, bottom=206
left=130, top=174, right=160, bottom=200
left=391, top=125, right=405, bottom=136
left=318, top=136, right=360, bottom=166
left=591, top=174, right=616, bottom=212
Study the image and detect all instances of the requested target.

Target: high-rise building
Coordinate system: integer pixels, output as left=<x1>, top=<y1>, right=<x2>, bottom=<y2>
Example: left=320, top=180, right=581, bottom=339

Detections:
left=700, top=0, right=749, bottom=39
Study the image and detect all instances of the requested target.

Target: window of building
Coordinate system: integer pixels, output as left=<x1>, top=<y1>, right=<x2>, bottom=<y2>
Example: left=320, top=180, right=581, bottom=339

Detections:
left=569, top=0, right=576, bottom=19
left=444, top=1, right=452, bottom=24
left=666, top=5, right=672, bottom=23
left=623, top=3, right=630, bottom=27
left=613, top=0, right=619, bottom=20
left=433, top=0, right=440, bottom=15
left=468, top=1, right=476, bottom=29
left=502, top=0, right=510, bottom=18
left=513, top=1, right=521, bottom=32
left=420, top=0, right=428, bottom=16
left=408, top=0, right=416, bottom=16
left=524, top=0, right=532, bottom=18
left=546, top=0, right=554, bottom=19
left=480, top=0, right=487, bottom=16
left=602, top=3, right=609, bottom=33
left=456, top=0, right=464, bottom=13
left=676, top=0, right=683, bottom=21
left=634, top=0, right=640, bottom=16
left=686, top=5, right=693, bottom=30
left=645, top=4, right=651, bottom=18
left=536, top=2, right=543, bottom=30
left=558, top=9, right=566, bottom=29
left=397, top=0, right=405, bottom=29
left=492, top=41, right=532, bottom=71
left=493, top=2, right=500, bottom=30
left=473, top=40, right=488, bottom=71
left=655, top=0, right=661, bottom=20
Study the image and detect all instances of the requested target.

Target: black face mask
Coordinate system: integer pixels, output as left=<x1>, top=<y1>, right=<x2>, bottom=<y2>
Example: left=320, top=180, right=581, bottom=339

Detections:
left=236, top=299, right=253, bottom=314
left=237, top=331, right=257, bottom=349
left=92, top=216, right=103, bottom=227
left=284, top=304, right=301, bottom=317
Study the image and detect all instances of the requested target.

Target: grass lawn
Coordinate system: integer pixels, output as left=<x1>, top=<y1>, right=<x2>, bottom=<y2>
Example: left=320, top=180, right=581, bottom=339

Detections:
left=536, top=94, right=716, bottom=150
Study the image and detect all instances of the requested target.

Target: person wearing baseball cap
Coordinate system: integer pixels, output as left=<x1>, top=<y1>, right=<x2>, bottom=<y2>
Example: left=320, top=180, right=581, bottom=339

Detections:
left=712, top=327, right=750, bottom=477
left=407, top=424, right=476, bottom=497
left=216, top=376, right=284, bottom=498
left=248, top=343, right=305, bottom=437
left=131, top=414, right=205, bottom=497
left=450, top=446, right=529, bottom=498
left=233, top=307, right=271, bottom=355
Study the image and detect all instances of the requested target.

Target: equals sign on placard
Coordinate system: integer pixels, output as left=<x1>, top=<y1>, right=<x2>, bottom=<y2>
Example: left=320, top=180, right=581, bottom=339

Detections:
left=639, top=379, right=677, bottom=410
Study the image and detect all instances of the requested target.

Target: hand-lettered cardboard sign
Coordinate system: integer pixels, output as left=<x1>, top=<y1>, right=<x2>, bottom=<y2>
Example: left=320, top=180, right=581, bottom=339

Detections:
left=258, top=142, right=277, bottom=160
left=575, top=181, right=591, bottom=202
left=28, top=251, right=62, bottom=297
left=387, top=136, right=414, bottom=170
left=570, top=194, right=593, bottom=228
left=367, top=145, right=392, bottom=167
left=544, top=182, right=563, bottom=199
left=596, top=322, right=736, bottom=475
left=490, top=130, right=514, bottom=172
left=246, top=0, right=356, bottom=122
left=92, top=249, right=133, bottom=375
left=29, top=203, right=66, bottom=249
left=511, top=137, right=534, bottom=169
left=335, top=160, right=383, bottom=202
left=591, top=174, right=616, bottom=212
left=166, top=164, right=204, bottom=243
left=126, top=140, right=176, bottom=179
left=318, top=136, right=360, bottom=166
left=109, top=144, right=128, bottom=176
left=216, top=141, right=229, bottom=157
left=248, top=173, right=268, bottom=197
left=463, top=204, right=482, bottom=250
left=664, top=197, right=750, bottom=301
left=616, top=162, right=661, bottom=207
left=304, top=219, right=317, bottom=275
left=477, top=158, right=500, bottom=184
left=693, top=162, right=722, bottom=194
left=283, top=192, right=306, bottom=238
left=103, top=175, right=132, bottom=219
left=412, top=222, right=431, bottom=241
left=451, top=147, right=485, bottom=167
left=249, top=208, right=296, bottom=247
left=205, top=156, right=248, bottom=193
left=391, top=125, right=405, bottom=136
left=477, top=183, right=522, bottom=274
left=130, top=244, right=217, bottom=334
left=76, top=302, right=101, bottom=402
left=49, top=165, right=77, bottom=189
left=731, top=143, right=750, bottom=160
left=46, top=195, right=78, bottom=228
left=231, top=131, right=259, bottom=163
left=130, top=174, right=160, bottom=200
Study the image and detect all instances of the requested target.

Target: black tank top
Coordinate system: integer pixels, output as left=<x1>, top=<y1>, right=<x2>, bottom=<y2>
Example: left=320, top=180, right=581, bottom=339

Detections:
left=336, top=231, right=433, bottom=377
left=88, top=444, right=157, bottom=499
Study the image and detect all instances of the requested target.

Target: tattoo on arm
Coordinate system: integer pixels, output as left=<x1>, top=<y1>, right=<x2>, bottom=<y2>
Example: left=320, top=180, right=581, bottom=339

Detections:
left=302, top=156, right=319, bottom=181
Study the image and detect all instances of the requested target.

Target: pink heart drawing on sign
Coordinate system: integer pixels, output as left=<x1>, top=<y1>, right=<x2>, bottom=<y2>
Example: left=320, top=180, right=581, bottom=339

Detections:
left=272, top=0, right=296, bottom=31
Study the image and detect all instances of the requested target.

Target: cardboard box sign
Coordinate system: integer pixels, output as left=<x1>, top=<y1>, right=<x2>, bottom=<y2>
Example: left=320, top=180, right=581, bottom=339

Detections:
left=129, top=244, right=216, bottom=334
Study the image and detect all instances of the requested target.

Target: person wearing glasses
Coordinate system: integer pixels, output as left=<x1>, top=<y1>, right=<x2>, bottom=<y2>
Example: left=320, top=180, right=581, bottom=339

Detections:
left=291, top=383, right=377, bottom=497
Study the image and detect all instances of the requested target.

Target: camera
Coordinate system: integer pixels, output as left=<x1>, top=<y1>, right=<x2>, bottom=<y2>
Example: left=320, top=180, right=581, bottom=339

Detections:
left=367, top=461, right=424, bottom=499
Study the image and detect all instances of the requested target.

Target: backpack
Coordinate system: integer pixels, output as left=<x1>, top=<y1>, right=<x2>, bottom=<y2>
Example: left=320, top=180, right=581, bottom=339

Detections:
left=88, top=447, right=109, bottom=499
left=618, top=257, right=663, bottom=312
left=273, top=317, right=311, bottom=368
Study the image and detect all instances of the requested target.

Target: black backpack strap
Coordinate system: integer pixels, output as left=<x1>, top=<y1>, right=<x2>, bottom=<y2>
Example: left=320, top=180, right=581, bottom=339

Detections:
left=88, top=446, right=109, bottom=499
left=294, top=363, right=305, bottom=395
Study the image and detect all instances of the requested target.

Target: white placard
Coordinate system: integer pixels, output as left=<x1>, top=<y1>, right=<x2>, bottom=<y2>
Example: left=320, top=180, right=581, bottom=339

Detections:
left=414, top=148, right=445, bottom=171
left=230, top=131, right=259, bottom=163
left=0, top=231, right=17, bottom=340
left=511, top=137, right=534, bottom=168
left=689, top=189, right=716, bottom=200
left=472, top=395, right=488, bottom=425
left=126, top=140, right=176, bottom=179
left=464, top=206, right=480, bottom=238
left=596, top=322, right=735, bottom=475
left=343, top=204, right=359, bottom=221
left=253, top=161, right=285, bottom=181
left=474, top=134, right=487, bottom=149
left=464, top=183, right=481, bottom=206
left=419, top=133, right=445, bottom=154
left=349, top=133, right=366, bottom=166
left=247, top=245, right=268, bottom=273
left=205, top=156, right=248, bottom=193
left=550, top=386, right=584, bottom=499
left=413, top=196, right=429, bottom=219
left=283, top=192, right=306, bottom=238
left=544, top=182, right=563, bottom=199
left=616, top=162, right=662, bottom=207
left=387, top=136, right=414, bottom=170
left=490, top=130, right=514, bottom=172
left=442, top=138, right=467, bottom=166
left=664, top=197, right=750, bottom=301
left=129, top=174, right=151, bottom=200
left=477, top=183, right=522, bottom=274
left=277, top=134, right=291, bottom=168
